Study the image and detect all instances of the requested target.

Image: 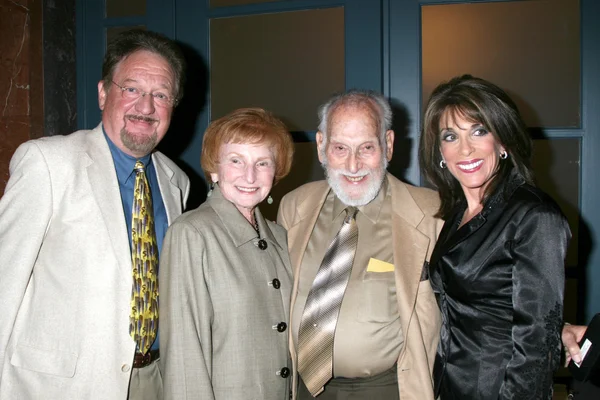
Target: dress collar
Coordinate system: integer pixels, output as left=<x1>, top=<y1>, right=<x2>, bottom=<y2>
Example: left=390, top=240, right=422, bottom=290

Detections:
left=207, top=184, right=281, bottom=249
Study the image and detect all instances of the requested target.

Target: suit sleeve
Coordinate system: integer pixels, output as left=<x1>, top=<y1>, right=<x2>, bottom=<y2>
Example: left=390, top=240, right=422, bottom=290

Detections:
left=0, top=142, right=53, bottom=377
left=498, top=203, right=569, bottom=399
left=159, top=219, right=216, bottom=400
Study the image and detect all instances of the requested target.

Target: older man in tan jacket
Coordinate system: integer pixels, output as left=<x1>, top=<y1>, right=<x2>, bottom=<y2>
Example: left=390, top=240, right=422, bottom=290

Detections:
left=278, top=89, right=443, bottom=400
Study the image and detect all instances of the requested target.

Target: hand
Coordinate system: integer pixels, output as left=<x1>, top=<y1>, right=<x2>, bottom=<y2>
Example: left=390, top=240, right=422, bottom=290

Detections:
left=562, top=324, right=587, bottom=366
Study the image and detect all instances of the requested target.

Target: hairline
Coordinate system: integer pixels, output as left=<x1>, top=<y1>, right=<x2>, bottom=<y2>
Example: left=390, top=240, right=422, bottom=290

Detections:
left=317, top=90, right=392, bottom=155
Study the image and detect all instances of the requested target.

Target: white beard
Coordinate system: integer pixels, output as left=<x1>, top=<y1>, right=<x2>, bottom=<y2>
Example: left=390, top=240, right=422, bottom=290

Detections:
left=323, top=158, right=388, bottom=207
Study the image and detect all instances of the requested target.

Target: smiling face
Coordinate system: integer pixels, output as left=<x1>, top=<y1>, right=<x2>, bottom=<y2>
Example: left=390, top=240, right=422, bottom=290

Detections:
left=318, top=105, right=394, bottom=206
left=98, top=50, right=175, bottom=158
left=210, top=142, right=276, bottom=223
left=439, top=110, right=505, bottom=205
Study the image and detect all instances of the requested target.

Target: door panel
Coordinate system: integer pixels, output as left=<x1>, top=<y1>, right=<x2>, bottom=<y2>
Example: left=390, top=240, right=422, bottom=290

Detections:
left=389, top=0, right=600, bottom=323
left=77, top=0, right=600, bottom=319
left=173, top=0, right=383, bottom=214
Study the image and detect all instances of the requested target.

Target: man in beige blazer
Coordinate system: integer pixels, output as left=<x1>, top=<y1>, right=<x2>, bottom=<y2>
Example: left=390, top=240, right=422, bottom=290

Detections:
left=0, top=30, right=189, bottom=399
left=278, top=89, right=443, bottom=400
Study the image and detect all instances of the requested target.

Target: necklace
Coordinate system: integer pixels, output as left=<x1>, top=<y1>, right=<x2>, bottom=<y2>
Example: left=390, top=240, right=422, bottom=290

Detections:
left=252, top=219, right=268, bottom=250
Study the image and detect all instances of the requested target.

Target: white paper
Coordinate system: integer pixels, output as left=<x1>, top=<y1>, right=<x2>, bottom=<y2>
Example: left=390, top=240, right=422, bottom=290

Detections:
left=574, top=338, right=592, bottom=368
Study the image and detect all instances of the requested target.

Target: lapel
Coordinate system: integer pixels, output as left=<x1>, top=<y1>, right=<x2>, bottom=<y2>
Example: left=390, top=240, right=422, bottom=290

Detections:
left=285, top=181, right=331, bottom=276
left=152, top=152, right=182, bottom=225
left=84, top=124, right=131, bottom=276
left=429, top=173, right=524, bottom=266
left=387, top=175, right=434, bottom=342
left=428, top=204, right=478, bottom=268
left=428, top=211, right=458, bottom=269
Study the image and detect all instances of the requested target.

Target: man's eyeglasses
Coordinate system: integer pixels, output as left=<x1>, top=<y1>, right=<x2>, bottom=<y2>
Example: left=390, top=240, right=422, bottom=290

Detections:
left=111, top=81, right=176, bottom=107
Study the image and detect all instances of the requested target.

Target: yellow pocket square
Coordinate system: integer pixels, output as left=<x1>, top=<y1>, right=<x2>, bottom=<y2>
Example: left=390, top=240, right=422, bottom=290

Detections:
left=366, top=258, right=395, bottom=272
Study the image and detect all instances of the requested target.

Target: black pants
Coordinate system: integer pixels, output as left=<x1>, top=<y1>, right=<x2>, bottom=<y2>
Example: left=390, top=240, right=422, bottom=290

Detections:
left=570, top=377, right=600, bottom=399
left=298, top=366, right=399, bottom=400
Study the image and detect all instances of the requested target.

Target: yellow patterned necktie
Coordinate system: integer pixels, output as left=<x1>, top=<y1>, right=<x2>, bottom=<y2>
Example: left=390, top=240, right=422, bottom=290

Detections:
left=129, top=160, right=159, bottom=354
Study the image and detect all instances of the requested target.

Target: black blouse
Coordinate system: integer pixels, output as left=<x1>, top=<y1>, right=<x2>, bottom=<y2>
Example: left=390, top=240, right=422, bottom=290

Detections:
left=429, top=174, right=571, bottom=400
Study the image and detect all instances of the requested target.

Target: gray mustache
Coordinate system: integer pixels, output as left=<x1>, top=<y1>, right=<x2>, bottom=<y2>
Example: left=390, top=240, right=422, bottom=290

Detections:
left=126, top=115, right=157, bottom=123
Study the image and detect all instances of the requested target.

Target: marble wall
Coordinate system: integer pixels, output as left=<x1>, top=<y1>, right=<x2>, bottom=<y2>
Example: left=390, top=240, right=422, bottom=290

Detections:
left=0, top=0, right=40, bottom=192
left=43, top=0, right=77, bottom=138
left=0, top=0, right=75, bottom=195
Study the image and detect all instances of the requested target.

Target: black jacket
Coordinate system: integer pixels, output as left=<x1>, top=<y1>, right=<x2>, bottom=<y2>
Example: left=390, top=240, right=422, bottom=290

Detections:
left=430, top=174, right=571, bottom=400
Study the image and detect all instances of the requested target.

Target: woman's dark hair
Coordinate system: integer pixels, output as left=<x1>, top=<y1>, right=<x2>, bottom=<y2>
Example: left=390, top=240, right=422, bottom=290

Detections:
left=419, top=74, right=534, bottom=219
left=102, top=29, right=186, bottom=104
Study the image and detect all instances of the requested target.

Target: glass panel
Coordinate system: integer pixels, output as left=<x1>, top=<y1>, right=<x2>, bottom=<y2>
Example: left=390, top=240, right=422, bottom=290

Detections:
left=531, top=138, right=580, bottom=267
left=210, top=7, right=345, bottom=131
left=211, top=0, right=278, bottom=8
left=106, top=26, right=146, bottom=48
left=263, top=142, right=324, bottom=221
left=422, top=0, right=580, bottom=128
left=106, top=0, right=146, bottom=18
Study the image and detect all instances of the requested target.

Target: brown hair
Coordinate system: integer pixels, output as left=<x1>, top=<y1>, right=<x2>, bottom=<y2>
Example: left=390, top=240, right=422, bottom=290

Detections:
left=102, top=29, right=186, bottom=104
left=201, top=108, right=294, bottom=185
left=419, top=75, right=534, bottom=219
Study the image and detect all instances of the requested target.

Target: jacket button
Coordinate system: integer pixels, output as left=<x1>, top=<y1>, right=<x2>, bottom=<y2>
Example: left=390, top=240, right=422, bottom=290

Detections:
left=272, top=278, right=280, bottom=289
left=121, top=364, right=131, bottom=372
left=279, top=367, right=290, bottom=378
left=277, top=322, right=287, bottom=332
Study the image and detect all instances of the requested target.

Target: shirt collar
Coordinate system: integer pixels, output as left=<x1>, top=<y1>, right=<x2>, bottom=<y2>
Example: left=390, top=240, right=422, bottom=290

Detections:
left=332, top=176, right=389, bottom=223
left=103, top=125, right=152, bottom=184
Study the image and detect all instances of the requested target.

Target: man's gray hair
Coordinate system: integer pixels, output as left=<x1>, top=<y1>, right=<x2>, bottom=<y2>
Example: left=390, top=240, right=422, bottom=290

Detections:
left=317, top=89, right=393, bottom=151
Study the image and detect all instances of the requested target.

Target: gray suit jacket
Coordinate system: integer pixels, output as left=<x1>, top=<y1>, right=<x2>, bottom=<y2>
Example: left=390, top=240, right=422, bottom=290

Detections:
left=0, top=124, right=189, bottom=400
left=160, top=185, right=292, bottom=400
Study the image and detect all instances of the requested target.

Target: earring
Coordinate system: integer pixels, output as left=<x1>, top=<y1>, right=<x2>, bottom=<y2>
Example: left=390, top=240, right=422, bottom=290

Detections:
left=439, top=160, right=447, bottom=169
left=267, top=195, right=273, bottom=205
left=500, top=150, right=508, bottom=160
left=207, top=182, right=215, bottom=197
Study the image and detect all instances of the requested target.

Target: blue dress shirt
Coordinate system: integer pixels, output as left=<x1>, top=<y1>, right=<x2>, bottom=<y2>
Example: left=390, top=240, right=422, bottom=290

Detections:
left=104, top=129, right=167, bottom=352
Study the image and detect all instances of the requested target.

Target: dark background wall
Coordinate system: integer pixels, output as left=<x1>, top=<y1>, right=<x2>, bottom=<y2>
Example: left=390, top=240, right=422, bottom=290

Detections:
left=0, top=0, right=76, bottom=194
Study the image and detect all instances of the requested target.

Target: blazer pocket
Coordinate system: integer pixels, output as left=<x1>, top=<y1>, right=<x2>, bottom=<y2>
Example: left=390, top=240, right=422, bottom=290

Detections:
left=11, top=344, right=78, bottom=378
left=363, top=270, right=395, bottom=281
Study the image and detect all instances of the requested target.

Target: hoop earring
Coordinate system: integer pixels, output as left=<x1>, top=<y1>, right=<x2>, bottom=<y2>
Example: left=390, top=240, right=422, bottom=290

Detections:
left=439, top=160, right=447, bottom=169
left=500, top=150, right=508, bottom=160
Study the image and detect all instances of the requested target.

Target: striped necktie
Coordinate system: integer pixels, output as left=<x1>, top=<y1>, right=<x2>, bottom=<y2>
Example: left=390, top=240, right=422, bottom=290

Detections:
left=297, top=206, right=359, bottom=396
left=129, top=160, right=159, bottom=354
